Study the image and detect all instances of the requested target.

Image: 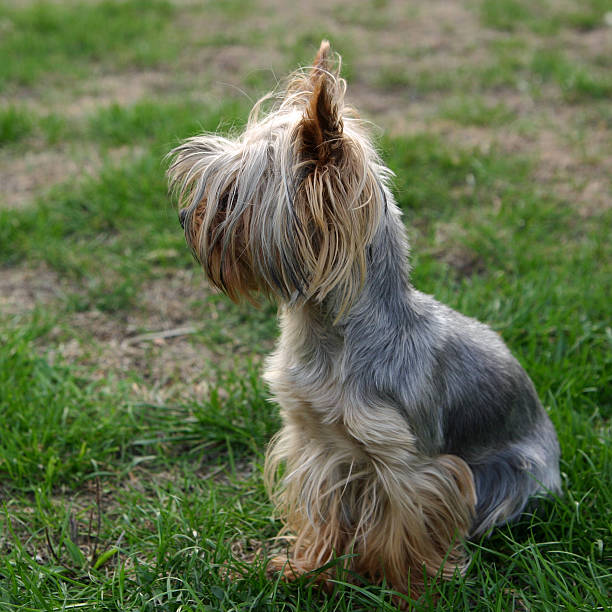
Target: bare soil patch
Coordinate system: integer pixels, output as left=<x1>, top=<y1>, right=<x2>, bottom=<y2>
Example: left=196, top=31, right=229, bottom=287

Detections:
left=562, top=25, right=612, bottom=64
left=1, top=264, right=216, bottom=401
left=0, top=148, right=86, bottom=210
left=39, top=269, right=209, bottom=399
left=0, top=265, right=69, bottom=315
left=33, top=268, right=270, bottom=403
left=63, top=71, right=173, bottom=118
left=0, top=145, right=144, bottom=210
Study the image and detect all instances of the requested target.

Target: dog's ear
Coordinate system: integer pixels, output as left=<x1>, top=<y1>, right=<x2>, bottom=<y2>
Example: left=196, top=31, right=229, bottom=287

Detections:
left=299, top=40, right=344, bottom=167
left=283, top=41, right=381, bottom=318
left=312, top=39, right=331, bottom=73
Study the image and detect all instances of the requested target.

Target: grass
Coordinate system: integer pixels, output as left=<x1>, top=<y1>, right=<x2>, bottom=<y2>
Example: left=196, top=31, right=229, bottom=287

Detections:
left=530, top=49, right=612, bottom=101
left=479, top=0, right=611, bottom=33
left=440, top=97, right=516, bottom=127
left=1, top=0, right=611, bottom=610
left=375, top=65, right=460, bottom=94
left=0, top=0, right=177, bottom=91
left=0, top=107, right=33, bottom=145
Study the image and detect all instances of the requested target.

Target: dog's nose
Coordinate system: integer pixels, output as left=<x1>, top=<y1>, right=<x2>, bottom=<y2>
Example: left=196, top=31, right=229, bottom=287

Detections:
left=179, top=208, right=188, bottom=229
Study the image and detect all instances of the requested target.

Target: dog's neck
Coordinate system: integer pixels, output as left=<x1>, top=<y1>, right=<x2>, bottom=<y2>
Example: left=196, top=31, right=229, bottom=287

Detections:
left=281, top=203, right=415, bottom=362
left=355, top=208, right=413, bottom=318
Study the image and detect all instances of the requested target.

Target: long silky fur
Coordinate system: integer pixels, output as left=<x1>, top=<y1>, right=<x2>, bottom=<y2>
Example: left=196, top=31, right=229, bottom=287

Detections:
left=263, top=380, right=476, bottom=592
left=167, top=48, right=383, bottom=315
left=167, top=40, right=561, bottom=599
left=262, top=302, right=476, bottom=594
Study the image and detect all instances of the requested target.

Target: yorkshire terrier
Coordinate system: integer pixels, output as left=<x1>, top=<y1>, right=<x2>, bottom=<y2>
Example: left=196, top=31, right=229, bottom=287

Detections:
left=167, top=41, right=560, bottom=596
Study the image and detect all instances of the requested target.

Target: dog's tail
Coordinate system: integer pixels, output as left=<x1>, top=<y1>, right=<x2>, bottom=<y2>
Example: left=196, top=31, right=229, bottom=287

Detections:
left=469, top=420, right=561, bottom=537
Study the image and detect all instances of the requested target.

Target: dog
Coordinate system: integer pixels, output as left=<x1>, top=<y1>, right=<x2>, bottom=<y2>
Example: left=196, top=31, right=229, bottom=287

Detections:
left=167, top=41, right=561, bottom=596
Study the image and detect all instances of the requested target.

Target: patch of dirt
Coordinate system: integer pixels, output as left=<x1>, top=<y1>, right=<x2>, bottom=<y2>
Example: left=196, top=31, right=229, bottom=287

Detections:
left=433, top=222, right=487, bottom=278
left=0, top=145, right=144, bottom=210
left=418, top=108, right=611, bottom=218
left=39, top=268, right=271, bottom=403
left=377, top=1, right=488, bottom=57
left=347, top=84, right=432, bottom=133
left=0, top=148, right=84, bottom=210
left=1, top=260, right=268, bottom=403
left=0, top=265, right=69, bottom=314
left=1, top=69, right=173, bottom=118
left=0, top=263, right=212, bottom=400
left=561, top=25, right=612, bottom=64
left=62, top=71, right=172, bottom=118
left=40, top=269, right=202, bottom=398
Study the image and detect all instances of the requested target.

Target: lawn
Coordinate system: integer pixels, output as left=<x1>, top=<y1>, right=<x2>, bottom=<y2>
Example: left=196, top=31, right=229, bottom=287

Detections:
left=0, top=0, right=610, bottom=610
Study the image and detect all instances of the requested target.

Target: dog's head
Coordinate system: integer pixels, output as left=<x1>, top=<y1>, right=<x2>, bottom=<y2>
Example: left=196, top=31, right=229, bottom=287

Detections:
left=168, top=41, right=389, bottom=316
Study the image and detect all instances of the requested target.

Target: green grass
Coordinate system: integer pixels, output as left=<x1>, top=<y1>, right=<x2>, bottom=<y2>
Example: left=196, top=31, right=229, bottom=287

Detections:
left=0, top=99, right=248, bottom=152
left=1, top=0, right=611, bottom=609
left=479, top=0, right=611, bottom=34
left=2, top=123, right=610, bottom=609
left=531, top=49, right=612, bottom=101
left=87, top=99, right=248, bottom=148
left=440, top=97, right=516, bottom=127
left=0, top=107, right=34, bottom=145
left=0, top=0, right=177, bottom=91
left=0, top=106, right=73, bottom=147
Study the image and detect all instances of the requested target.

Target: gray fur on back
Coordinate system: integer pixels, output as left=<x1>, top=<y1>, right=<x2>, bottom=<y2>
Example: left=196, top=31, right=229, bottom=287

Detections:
left=282, top=185, right=561, bottom=535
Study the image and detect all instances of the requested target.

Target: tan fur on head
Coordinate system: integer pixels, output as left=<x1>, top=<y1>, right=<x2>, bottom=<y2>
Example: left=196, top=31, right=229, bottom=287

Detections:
left=167, top=42, right=385, bottom=317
